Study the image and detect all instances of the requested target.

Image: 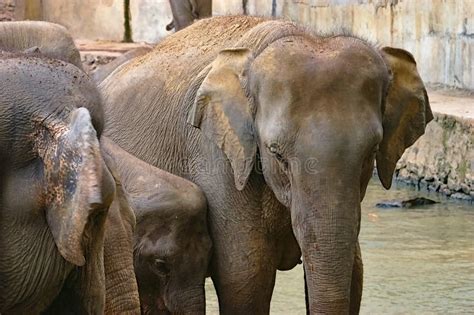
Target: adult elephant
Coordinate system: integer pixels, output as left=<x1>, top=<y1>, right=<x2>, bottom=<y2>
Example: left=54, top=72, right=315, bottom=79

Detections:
left=0, top=52, right=139, bottom=314
left=0, top=21, right=83, bottom=69
left=101, top=16, right=432, bottom=314
left=91, top=46, right=153, bottom=84
left=166, top=0, right=212, bottom=31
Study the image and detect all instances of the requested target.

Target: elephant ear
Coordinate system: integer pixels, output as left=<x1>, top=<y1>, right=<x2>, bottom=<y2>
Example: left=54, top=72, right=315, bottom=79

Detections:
left=376, top=47, right=434, bottom=189
left=39, top=107, right=111, bottom=266
left=188, top=48, right=256, bottom=190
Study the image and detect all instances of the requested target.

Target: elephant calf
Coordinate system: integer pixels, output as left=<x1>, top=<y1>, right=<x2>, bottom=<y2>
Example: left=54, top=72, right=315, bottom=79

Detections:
left=100, top=137, right=212, bottom=315
left=0, top=51, right=140, bottom=314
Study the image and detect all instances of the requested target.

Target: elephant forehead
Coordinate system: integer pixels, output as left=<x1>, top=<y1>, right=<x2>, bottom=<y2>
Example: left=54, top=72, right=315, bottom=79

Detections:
left=252, top=37, right=387, bottom=115
left=253, top=36, right=386, bottom=87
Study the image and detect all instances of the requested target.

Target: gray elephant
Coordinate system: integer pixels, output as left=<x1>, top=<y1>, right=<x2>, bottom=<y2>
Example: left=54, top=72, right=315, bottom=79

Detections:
left=101, top=16, right=433, bottom=314
left=101, top=137, right=212, bottom=314
left=0, top=21, right=83, bottom=70
left=166, top=0, right=212, bottom=31
left=91, top=46, right=153, bottom=84
left=0, top=52, right=140, bottom=314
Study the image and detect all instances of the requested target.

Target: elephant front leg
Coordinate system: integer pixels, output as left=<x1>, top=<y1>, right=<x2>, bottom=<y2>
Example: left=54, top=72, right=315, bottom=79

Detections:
left=210, top=227, right=277, bottom=315
left=350, top=240, right=363, bottom=314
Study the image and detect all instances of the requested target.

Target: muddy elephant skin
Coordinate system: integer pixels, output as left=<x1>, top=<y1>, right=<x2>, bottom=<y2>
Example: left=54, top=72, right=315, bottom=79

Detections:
left=101, top=16, right=432, bottom=314
left=0, top=21, right=83, bottom=69
left=0, top=52, right=139, bottom=314
left=92, top=46, right=153, bottom=84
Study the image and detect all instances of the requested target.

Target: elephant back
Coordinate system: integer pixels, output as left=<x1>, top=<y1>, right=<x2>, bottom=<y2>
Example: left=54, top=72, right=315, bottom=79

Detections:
left=0, top=21, right=83, bottom=70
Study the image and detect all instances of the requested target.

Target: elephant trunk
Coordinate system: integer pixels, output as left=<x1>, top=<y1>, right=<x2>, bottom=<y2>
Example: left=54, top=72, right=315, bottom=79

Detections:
left=291, top=175, right=360, bottom=314
left=167, top=285, right=205, bottom=315
left=103, top=195, right=141, bottom=314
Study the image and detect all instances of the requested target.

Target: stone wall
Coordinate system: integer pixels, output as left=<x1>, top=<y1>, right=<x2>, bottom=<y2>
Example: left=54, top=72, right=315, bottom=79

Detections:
left=395, top=113, right=473, bottom=201
left=0, top=0, right=14, bottom=21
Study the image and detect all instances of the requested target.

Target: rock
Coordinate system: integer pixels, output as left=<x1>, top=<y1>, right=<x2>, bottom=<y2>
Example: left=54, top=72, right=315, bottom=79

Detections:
left=376, top=197, right=439, bottom=208
left=450, top=193, right=473, bottom=201
left=395, top=113, right=473, bottom=200
left=460, top=183, right=471, bottom=195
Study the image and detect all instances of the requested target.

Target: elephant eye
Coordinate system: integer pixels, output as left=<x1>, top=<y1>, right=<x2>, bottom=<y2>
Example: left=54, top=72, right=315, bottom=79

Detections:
left=151, top=258, right=170, bottom=277
left=268, top=143, right=283, bottom=159
left=268, top=143, right=288, bottom=169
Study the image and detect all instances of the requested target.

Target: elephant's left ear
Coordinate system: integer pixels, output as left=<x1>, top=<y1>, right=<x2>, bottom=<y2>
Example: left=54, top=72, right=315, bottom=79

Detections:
left=188, top=48, right=256, bottom=191
left=376, top=47, right=434, bottom=189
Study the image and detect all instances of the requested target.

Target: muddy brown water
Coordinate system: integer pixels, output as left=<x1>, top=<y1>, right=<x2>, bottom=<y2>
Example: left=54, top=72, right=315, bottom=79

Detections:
left=205, top=179, right=474, bottom=314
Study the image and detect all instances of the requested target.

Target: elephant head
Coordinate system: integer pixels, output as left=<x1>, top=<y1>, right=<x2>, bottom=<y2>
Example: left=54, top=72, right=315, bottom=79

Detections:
left=188, top=22, right=432, bottom=313
left=101, top=137, right=212, bottom=315
left=0, top=53, right=113, bottom=313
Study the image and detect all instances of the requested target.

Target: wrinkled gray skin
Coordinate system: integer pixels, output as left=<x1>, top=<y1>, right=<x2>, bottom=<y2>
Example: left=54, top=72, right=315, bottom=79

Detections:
left=166, top=0, right=212, bottom=31
left=0, top=21, right=83, bottom=70
left=101, top=137, right=212, bottom=315
left=102, top=16, right=432, bottom=314
left=92, top=46, right=153, bottom=84
left=0, top=52, right=140, bottom=314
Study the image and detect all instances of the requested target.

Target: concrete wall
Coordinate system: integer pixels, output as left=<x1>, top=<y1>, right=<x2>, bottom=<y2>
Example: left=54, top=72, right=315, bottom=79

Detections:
left=131, top=0, right=173, bottom=43
left=43, top=0, right=124, bottom=41
left=0, top=0, right=15, bottom=21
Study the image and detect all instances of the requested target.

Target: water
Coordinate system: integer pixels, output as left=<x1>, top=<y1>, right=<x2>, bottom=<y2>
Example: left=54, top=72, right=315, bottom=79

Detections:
left=205, top=179, right=474, bottom=314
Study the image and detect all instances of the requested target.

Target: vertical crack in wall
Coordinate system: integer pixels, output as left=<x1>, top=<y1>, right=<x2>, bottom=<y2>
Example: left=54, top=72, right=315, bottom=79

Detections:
left=242, top=0, right=247, bottom=15
left=272, top=0, right=276, bottom=17
left=123, top=0, right=133, bottom=42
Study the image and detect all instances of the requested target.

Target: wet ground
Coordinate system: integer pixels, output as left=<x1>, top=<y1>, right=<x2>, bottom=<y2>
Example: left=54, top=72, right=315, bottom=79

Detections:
left=205, top=179, right=474, bottom=314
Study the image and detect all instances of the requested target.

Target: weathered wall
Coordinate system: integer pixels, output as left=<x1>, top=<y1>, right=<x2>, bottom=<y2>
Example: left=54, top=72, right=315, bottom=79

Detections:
left=396, top=113, right=473, bottom=201
left=0, top=0, right=15, bottom=21
left=44, top=0, right=124, bottom=41
left=15, top=0, right=125, bottom=41
left=131, top=0, right=172, bottom=43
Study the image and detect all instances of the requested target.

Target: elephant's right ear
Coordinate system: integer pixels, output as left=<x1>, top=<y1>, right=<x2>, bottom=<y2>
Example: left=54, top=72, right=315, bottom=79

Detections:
left=39, top=108, right=113, bottom=266
left=187, top=48, right=256, bottom=191
left=376, top=47, right=433, bottom=189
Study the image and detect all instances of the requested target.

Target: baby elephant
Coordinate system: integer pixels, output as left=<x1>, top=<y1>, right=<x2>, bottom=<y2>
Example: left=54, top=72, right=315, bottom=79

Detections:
left=101, top=137, right=212, bottom=314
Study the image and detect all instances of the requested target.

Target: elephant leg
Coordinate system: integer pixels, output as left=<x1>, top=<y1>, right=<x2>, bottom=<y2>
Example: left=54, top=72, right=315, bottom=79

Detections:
left=168, top=0, right=195, bottom=31
left=210, top=228, right=277, bottom=314
left=350, top=240, right=363, bottom=314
